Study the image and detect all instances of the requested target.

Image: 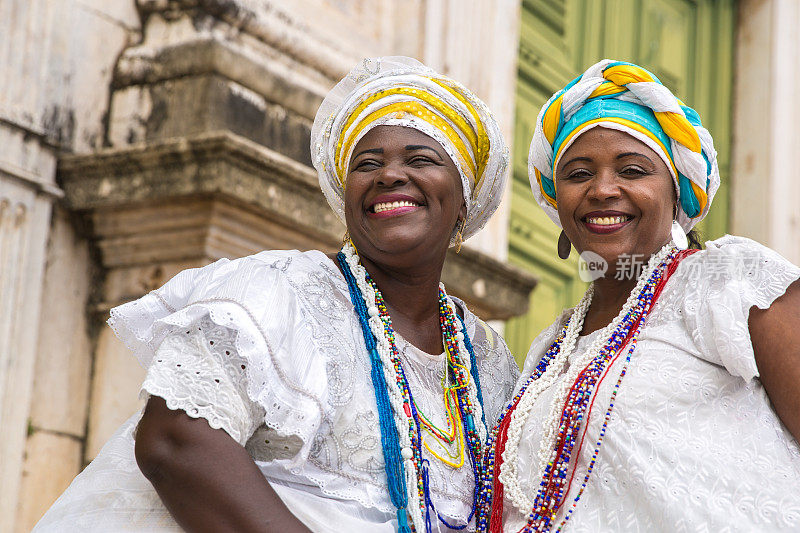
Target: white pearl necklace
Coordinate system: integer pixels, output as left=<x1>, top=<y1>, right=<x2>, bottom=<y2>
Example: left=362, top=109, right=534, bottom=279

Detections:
left=499, top=243, right=675, bottom=515
left=341, top=242, right=487, bottom=529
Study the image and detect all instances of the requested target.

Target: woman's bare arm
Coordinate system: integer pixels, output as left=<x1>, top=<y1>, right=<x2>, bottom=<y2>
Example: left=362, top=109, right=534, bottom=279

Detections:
left=750, top=279, right=800, bottom=443
left=135, top=396, right=311, bottom=533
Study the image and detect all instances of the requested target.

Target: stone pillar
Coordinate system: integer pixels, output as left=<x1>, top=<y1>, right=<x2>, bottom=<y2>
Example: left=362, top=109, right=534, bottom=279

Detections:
left=0, top=145, right=57, bottom=533
left=732, top=0, right=800, bottom=264
left=4, top=0, right=140, bottom=529
left=0, top=0, right=64, bottom=527
left=15, top=208, right=95, bottom=532
left=422, top=0, right=522, bottom=261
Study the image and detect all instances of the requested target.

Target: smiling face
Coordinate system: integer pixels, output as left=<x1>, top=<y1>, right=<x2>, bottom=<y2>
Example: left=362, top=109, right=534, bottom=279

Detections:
left=344, top=125, right=466, bottom=264
left=555, top=126, right=676, bottom=268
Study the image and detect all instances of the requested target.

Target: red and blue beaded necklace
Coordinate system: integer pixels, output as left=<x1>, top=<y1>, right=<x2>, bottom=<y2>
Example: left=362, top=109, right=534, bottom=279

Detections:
left=477, top=247, right=691, bottom=532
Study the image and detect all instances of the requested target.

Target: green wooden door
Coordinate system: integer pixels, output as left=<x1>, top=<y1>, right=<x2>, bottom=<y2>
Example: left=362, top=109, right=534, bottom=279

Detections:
left=506, top=0, right=736, bottom=362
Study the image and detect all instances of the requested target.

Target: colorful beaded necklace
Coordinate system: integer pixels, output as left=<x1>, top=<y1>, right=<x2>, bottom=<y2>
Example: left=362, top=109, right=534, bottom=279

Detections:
left=476, top=243, right=690, bottom=532
left=337, top=242, right=488, bottom=532
left=418, top=375, right=466, bottom=467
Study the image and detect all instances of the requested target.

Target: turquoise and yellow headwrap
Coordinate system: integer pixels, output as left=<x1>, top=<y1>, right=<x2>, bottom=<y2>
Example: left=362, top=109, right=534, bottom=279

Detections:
left=529, top=59, right=719, bottom=231
left=311, top=56, right=509, bottom=244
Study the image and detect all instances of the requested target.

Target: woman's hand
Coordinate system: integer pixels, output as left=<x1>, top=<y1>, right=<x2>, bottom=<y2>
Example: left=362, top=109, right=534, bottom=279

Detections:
left=750, top=279, right=800, bottom=444
left=135, top=396, right=311, bottom=533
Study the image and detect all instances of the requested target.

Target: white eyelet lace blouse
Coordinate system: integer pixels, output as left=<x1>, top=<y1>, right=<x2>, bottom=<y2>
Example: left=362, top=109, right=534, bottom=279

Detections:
left=34, top=249, right=519, bottom=532
left=502, top=236, right=800, bottom=532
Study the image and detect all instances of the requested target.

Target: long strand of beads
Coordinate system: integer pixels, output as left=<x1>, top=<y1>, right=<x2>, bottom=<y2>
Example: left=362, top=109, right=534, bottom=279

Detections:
left=497, top=287, right=594, bottom=512
left=338, top=249, right=417, bottom=532
left=340, top=245, right=423, bottom=530
left=555, top=331, right=641, bottom=530
left=375, top=285, right=473, bottom=498
left=444, top=294, right=488, bottom=447
left=340, top=242, right=487, bottom=532
left=422, top=287, right=485, bottom=529
left=501, top=244, right=674, bottom=518
left=475, top=321, right=576, bottom=531
left=525, top=261, right=667, bottom=531
left=456, top=311, right=488, bottom=431
left=476, top=243, right=678, bottom=532
left=552, top=248, right=697, bottom=531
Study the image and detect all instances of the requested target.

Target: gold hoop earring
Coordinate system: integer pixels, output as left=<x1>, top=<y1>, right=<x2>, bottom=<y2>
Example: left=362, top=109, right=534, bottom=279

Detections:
left=454, top=219, right=466, bottom=253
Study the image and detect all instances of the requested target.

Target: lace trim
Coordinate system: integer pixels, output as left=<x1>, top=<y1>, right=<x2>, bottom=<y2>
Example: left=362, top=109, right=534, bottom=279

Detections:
left=110, top=295, right=329, bottom=469
left=673, top=235, right=800, bottom=380
left=141, top=319, right=265, bottom=445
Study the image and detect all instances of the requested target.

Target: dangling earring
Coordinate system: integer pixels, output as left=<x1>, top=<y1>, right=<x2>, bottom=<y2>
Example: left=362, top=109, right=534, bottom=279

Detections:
left=342, top=230, right=350, bottom=248
left=671, top=220, right=688, bottom=250
left=670, top=204, right=688, bottom=250
left=557, top=230, right=571, bottom=259
left=454, top=219, right=466, bottom=253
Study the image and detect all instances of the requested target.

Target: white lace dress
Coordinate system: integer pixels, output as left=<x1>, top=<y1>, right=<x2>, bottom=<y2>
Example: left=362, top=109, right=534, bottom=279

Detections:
left=503, top=236, right=800, bottom=532
left=34, top=250, right=519, bottom=532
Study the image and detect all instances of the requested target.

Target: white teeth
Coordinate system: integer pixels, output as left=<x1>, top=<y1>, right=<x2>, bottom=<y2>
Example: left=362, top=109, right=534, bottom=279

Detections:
left=372, top=200, right=419, bottom=213
left=587, top=215, right=627, bottom=225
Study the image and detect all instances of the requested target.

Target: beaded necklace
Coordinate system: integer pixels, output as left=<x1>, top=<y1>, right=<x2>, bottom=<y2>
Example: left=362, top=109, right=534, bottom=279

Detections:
left=337, top=242, right=488, bottom=532
left=419, top=384, right=466, bottom=467
left=476, top=243, right=687, bottom=532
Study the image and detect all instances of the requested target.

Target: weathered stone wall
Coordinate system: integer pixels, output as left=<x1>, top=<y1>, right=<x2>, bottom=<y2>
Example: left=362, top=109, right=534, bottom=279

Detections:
left=732, top=0, right=800, bottom=265
left=1, top=1, right=139, bottom=530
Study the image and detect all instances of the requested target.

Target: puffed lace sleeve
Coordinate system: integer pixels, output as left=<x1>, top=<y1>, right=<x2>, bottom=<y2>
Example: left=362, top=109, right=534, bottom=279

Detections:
left=681, top=235, right=800, bottom=381
left=142, top=315, right=264, bottom=444
left=108, top=251, right=330, bottom=465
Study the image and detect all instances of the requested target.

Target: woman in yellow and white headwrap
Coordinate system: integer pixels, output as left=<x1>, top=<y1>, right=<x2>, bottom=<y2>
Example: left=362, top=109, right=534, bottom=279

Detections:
left=478, top=60, right=800, bottom=532
left=313, top=56, right=509, bottom=246
left=35, top=56, right=519, bottom=533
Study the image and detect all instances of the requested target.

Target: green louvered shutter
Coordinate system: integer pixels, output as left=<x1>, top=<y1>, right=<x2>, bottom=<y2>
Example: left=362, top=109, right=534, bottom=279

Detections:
left=506, top=0, right=735, bottom=364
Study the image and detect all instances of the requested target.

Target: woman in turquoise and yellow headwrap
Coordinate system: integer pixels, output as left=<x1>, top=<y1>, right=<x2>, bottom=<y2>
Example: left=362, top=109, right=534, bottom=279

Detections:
left=478, top=60, right=800, bottom=532
left=35, top=57, right=519, bottom=533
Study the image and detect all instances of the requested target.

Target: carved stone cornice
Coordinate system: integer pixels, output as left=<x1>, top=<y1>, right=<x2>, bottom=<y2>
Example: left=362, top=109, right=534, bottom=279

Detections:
left=442, top=247, right=537, bottom=320
left=116, top=0, right=361, bottom=124
left=60, top=130, right=331, bottom=227
left=114, top=36, right=327, bottom=121
left=58, top=131, right=536, bottom=319
left=135, top=0, right=355, bottom=83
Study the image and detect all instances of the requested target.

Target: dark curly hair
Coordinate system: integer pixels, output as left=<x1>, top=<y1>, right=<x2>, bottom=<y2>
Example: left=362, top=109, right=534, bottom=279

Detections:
left=687, top=228, right=703, bottom=250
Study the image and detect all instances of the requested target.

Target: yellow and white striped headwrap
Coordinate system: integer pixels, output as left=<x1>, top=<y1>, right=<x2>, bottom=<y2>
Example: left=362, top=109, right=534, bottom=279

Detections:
left=529, top=59, right=720, bottom=231
left=311, top=56, right=509, bottom=243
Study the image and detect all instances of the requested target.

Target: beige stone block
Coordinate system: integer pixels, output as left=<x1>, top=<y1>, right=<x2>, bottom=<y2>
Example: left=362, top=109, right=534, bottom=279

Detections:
left=0, top=125, right=58, bottom=191
left=28, top=209, right=94, bottom=436
left=110, top=75, right=316, bottom=164
left=85, top=328, right=146, bottom=461
left=0, top=177, right=55, bottom=533
left=273, top=0, right=413, bottom=56
left=76, top=0, right=140, bottom=29
left=15, top=431, right=83, bottom=533
left=61, top=1, right=138, bottom=153
left=0, top=0, right=136, bottom=154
